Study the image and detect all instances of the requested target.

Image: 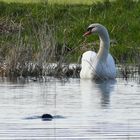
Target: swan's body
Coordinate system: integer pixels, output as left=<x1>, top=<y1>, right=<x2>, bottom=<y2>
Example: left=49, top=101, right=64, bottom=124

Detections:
left=80, top=23, right=116, bottom=80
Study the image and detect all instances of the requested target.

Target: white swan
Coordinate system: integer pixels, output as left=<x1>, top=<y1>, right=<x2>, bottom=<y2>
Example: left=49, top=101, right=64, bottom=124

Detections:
left=80, top=23, right=116, bottom=80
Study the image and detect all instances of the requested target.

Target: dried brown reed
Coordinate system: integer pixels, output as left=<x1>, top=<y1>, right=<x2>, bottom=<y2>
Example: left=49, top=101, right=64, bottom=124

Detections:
left=2, top=19, right=80, bottom=78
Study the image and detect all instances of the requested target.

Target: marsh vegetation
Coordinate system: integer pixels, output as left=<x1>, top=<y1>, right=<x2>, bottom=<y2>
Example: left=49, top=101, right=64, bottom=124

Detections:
left=0, top=0, right=140, bottom=77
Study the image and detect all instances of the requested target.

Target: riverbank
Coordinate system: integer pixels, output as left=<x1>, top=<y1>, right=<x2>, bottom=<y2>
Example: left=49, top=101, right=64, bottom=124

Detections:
left=1, top=0, right=140, bottom=77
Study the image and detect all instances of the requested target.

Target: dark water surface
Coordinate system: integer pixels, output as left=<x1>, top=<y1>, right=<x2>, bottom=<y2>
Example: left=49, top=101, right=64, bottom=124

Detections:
left=0, top=77, right=140, bottom=139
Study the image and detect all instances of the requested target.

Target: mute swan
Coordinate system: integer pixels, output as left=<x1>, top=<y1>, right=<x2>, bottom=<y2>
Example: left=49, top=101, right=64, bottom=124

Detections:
left=80, top=23, right=116, bottom=80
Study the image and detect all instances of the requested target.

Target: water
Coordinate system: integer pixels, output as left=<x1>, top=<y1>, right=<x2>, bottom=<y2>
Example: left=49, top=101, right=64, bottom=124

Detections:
left=0, top=77, right=140, bottom=139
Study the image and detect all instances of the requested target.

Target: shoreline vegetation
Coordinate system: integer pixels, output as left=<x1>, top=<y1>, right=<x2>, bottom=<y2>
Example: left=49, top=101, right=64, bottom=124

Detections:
left=1, top=0, right=140, bottom=78
left=0, top=0, right=101, bottom=4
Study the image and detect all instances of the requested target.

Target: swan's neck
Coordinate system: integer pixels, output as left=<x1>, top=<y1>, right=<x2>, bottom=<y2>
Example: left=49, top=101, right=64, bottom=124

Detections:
left=97, top=30, right=110, bottom=61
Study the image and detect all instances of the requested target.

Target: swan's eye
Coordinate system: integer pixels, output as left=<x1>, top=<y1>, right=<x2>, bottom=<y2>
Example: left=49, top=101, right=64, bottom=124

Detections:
left=87, top=26, right=95, bottom=31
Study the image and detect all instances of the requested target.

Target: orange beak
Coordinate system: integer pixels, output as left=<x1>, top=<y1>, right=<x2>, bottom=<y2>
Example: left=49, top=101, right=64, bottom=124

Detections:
left=83, top=31, right=91, bottom=37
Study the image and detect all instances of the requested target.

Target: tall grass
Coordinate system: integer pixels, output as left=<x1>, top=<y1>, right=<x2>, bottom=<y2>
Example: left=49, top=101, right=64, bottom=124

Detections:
left=48, top=0, right=101, bottom=5
left=0, top=0, right=45, bottom=3
left=1, top=0, right=140, bottom=77
left=0, top=0, right=101, bottom=4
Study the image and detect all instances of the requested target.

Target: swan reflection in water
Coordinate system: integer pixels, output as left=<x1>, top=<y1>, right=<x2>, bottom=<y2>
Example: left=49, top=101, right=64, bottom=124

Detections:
left=80, top=79, right=116, bottom=108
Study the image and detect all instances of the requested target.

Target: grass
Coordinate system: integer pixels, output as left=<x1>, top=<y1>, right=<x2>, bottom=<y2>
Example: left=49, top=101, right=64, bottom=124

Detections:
left=1, top=0, right=140, bottom=77
left=0, top=0, right=44, bottom=3
left=48, top=0, right=102, bottom=4
left=0, top=0, right=102, bottom=4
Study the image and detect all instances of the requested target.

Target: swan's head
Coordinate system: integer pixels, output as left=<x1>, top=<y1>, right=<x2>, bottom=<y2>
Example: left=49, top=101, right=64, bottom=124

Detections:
left=83, top=23, right=108, bottom=37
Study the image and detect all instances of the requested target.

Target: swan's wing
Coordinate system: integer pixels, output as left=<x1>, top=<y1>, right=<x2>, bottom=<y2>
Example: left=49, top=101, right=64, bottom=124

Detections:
left=81, top=51, right=96, bottom=63
left=80, top=51, right=97, bottom=78
left=90, top=54, right=116, bottom=79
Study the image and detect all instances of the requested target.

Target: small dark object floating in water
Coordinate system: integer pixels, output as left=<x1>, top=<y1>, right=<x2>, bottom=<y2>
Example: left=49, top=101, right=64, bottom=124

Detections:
left=24, top=114, right=65, bottom=121
left=41, top=114, right=53, bottom=121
